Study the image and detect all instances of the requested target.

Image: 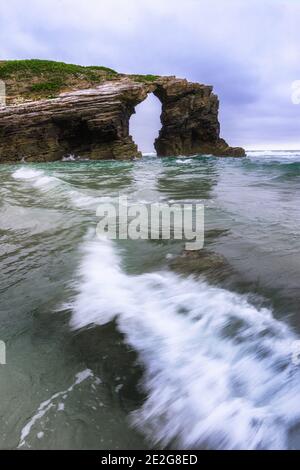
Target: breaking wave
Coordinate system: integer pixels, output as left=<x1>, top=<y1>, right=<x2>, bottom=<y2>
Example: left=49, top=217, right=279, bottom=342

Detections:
left=13, top=167, right=59, bottom=189
left=67, top=236, right=300, bottom=450
left=12, top=166, right=107, bottom=209
left=246, top=150, right=300, bottom=162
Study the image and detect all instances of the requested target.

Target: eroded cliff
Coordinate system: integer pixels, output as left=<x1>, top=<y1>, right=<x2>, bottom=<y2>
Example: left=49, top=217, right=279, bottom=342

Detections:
left=153, top=78, right=244, bottom=157
left=0, top=61, right=245, bottom=162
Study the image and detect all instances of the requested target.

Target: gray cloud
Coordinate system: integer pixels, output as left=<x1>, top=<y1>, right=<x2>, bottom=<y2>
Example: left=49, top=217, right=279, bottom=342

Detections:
left=1, top=0, right=300, bottom=150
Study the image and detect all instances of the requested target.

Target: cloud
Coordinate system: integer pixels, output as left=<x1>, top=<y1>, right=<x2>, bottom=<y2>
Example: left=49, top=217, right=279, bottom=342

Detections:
left=1, top=0, right=300, bottom=149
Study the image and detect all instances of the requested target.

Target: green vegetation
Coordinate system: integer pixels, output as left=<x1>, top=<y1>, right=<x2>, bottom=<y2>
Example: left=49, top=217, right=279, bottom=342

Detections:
left=0, top=59, right=119, bottom=102
left=86, top=65, right=118, bottom=74
left=131, top=74, right=159, bottom=83
left=0, top=59, right=118, bottom=79
left=141, top=74, right=159, bottom=82
left=30, top=81, right=63, bottom=93
left=0, top=60, right=162, bottom=104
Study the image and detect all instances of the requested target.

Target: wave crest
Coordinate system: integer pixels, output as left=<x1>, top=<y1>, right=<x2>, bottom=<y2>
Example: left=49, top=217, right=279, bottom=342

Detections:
left=67, top=237, right=300, bottom=450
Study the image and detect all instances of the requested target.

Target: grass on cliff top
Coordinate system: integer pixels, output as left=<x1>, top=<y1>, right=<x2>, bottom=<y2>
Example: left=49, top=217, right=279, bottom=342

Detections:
left=0, top=60, right=159, bottom=82
left=130, top=74, right=159, bottom=83
left=0, top=60, right=162, bottom=103
left=0, top=59, right=119, bottom=102
left=0, top=59, right=118, bottom=79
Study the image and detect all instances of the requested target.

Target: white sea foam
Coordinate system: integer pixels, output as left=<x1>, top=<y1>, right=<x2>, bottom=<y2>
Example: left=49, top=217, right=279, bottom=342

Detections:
left=12, top=166, right=104, bottom=209
left=142, top=152, right=157, bottom=157
left=68, top=237, right=300, bottom=450
left=12, top=167, right=59, bottom=190
left=176, top=158, right=193, bottom=164
left=62, top=154, right=77, bottom=162
left=18, top=369, right=95, bottom=448
left=247, top=150, right=300, bottom=158
left=13, top=167, right=44, bottom=180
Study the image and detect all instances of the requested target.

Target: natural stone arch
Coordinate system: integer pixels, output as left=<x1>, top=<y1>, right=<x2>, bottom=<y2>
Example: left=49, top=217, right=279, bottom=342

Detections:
left=0, top=77, right=244, bottom=163
left=130, top=77, right=245, bottom=158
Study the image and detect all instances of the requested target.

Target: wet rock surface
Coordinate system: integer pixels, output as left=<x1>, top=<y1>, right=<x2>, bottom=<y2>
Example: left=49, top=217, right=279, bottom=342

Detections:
left=169, top=248, right=232, bottom=281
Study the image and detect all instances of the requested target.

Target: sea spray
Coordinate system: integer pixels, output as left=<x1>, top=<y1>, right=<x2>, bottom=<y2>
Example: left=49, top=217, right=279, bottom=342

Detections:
left=67, top=236, right=300, bottom=450
left=12, top=166, right=108, bottom=209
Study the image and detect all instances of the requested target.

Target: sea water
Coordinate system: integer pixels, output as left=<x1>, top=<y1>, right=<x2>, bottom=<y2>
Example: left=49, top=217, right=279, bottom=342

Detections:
left=0, top=151, right=300, bottom=449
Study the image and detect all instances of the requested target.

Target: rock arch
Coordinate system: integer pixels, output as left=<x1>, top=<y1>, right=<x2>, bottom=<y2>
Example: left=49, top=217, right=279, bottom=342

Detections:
left=0, top=77, right=244, bottom=163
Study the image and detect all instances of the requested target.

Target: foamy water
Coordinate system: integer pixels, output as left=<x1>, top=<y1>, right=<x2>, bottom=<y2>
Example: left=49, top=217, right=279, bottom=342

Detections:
left=68, top=236, right=300, bottom=450
left=1, top=152, right=300, bottom=449
left=246, top=150, right=300, bottom=162
left=18, top=369, right=96, bottom=448
left=12, top=166, right=108, bottom=209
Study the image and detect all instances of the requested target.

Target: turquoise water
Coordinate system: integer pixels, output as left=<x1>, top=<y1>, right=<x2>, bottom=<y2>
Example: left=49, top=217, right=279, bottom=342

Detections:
left=0, top=151, right=300, bottom=449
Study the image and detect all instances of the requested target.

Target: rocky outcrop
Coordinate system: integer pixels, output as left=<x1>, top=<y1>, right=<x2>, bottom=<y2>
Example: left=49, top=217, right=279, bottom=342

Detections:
left=0, top=80, right=148, bottom=163
left=0, top=76, right=245, bottom=163
left=153, top=78, right=245, bottom=157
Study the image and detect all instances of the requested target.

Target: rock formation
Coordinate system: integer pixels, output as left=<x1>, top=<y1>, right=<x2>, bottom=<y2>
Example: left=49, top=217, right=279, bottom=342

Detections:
left=153, top=78, right=245, bottom=157
left=0, top=76, right=245, bottom=163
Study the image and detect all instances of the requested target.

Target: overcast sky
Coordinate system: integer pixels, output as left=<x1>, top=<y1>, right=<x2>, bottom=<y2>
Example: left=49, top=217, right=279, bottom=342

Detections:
left=1, top=0, right=300, bottom=151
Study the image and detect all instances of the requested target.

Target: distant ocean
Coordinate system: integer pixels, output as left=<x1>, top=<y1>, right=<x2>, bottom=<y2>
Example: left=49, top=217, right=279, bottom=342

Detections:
left=0, top=149, right=300, bottom=449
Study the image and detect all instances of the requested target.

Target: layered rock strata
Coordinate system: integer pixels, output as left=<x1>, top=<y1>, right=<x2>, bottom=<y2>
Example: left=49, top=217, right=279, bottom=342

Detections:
left=0, top=77, right=245, bottom=163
